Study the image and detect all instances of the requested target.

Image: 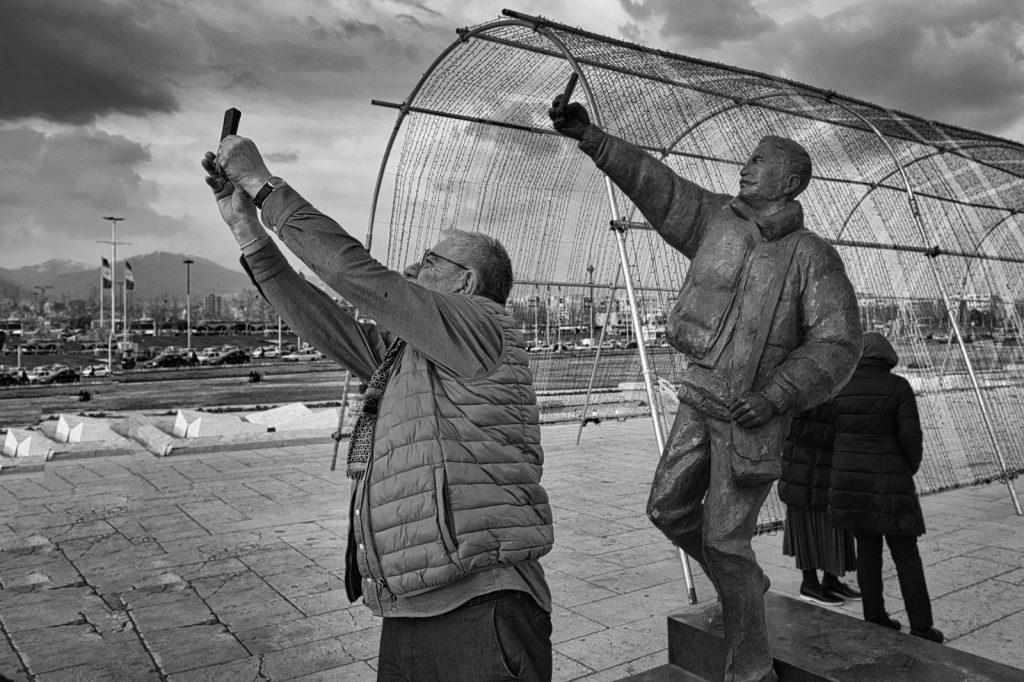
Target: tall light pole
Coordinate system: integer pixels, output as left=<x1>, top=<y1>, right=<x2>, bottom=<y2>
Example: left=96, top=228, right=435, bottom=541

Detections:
left=99, top=216, right=127, bottom=369
left=183, top=259, right=194, bottom=357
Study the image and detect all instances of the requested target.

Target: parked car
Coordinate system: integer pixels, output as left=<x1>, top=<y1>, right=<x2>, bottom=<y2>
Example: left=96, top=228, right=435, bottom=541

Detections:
left=251, top=345, right=281, bottom=359
left=81, top=364, right=111, bottom=378
left=145, top=353, right=191, bottom=369
left=0, top=369, right=27, bottom=386
left=281, top=347, right=325, bottom=362
left=27, top=366, right=56, bottom=383
left=39, top=367, right=80, bottom=384
left=197, top=347, right=222, bottom=363
left=204, top=349, right=250, bottom=366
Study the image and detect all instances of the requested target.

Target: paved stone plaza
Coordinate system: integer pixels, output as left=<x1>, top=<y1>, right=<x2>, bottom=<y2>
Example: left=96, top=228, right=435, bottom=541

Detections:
left=1, top=418, right=1022, bottom=680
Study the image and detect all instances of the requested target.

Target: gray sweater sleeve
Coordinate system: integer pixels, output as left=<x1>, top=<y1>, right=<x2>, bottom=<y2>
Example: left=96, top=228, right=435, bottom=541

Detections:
left=245, top=185, right=504, bottom=380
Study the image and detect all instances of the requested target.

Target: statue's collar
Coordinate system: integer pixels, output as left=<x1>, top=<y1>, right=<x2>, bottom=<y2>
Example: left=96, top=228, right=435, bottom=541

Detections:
left=729, top=197, right=804, bottom=241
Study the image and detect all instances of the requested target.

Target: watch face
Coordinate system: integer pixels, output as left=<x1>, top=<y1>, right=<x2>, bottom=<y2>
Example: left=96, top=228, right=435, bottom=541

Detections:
left=269, top=176, right=285, bottom=188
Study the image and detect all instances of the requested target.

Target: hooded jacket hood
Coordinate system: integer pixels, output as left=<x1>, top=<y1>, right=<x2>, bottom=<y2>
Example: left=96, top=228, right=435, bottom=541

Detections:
left=860, top=331, right=898, bottom=368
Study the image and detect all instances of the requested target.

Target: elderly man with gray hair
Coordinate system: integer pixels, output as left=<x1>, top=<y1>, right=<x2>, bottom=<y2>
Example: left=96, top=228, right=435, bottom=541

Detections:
left=202, top=137, right=554, bottom=682
left=550, top=98, right=861, bottom=682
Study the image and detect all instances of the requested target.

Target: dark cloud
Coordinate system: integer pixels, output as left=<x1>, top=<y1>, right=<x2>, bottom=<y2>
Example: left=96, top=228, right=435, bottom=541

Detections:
left=337, top=19, right=387, bottom=39
left=0, top=126, right=203, bottom=263
left=395, top=14, right=429, bottom=31
left=758, top=0, right=1024, bottom=135
left=391, top=0, right=443, bottom=19
left=619, top=0, right=776, bottom=48
left=1, top=0, right=427, bottom=124
left=0, top=0, right=187, bottom=123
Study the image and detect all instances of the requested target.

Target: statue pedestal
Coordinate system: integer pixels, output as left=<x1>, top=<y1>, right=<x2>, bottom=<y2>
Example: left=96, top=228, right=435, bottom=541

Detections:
left=624, top=592, right=1023, bottom=681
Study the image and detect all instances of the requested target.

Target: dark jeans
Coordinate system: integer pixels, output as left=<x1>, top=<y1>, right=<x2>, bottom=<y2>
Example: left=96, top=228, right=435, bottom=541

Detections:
left=377, top=590, right=552, bottom=681
left=855, top=532, right=933, bottom=631
left=646, top=404, right=777, bottom=682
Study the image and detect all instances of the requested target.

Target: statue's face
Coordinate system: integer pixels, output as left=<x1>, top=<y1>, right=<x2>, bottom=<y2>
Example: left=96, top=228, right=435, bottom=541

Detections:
left=738, top=142, right=796, bottom=206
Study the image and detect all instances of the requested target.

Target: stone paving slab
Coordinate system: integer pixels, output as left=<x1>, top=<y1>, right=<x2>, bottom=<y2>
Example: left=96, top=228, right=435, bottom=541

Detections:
left=0, top=419, right=1022, bottom=681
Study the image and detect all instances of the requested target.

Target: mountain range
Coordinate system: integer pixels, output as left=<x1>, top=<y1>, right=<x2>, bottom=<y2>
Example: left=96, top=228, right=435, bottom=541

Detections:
left=0, top=252, right=252, bottom=301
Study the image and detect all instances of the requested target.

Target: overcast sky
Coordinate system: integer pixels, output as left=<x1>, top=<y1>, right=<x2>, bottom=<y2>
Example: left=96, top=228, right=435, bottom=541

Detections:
left=2, top=0, right=1022, bottom=271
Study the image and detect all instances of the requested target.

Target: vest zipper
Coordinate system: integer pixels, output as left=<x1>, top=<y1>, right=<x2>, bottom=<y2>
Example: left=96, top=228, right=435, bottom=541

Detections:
left=359, top=457, right=398, bottom=610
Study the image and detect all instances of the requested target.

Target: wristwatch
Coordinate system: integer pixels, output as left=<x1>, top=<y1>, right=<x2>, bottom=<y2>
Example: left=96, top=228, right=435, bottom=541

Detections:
left=252, top=176, right=286, bottom=208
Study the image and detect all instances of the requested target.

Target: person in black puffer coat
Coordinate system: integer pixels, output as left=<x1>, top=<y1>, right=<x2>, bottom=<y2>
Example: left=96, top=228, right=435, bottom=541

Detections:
left=829, top=332, right=943, bottom=643
left=780, top=404, right=859, bottom=607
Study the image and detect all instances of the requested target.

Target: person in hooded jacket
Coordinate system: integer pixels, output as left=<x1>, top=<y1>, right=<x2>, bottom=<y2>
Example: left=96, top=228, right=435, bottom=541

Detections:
left=828, top=332, right=944, bottom=643
left=779, top=404, right=859, bottom=607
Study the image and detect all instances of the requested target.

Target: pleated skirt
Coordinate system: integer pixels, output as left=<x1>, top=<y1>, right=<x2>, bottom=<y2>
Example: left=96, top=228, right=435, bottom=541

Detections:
left=782, top=504, right=857, bottom=575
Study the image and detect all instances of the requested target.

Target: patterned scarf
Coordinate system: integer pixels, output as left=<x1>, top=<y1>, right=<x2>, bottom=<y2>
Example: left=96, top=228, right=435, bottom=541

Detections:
left=346, top=338, right=406, bottom=480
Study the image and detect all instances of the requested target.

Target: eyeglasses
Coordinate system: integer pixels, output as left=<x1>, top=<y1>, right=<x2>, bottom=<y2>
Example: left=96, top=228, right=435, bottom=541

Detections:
left=420, top=249, right=469, bottom=272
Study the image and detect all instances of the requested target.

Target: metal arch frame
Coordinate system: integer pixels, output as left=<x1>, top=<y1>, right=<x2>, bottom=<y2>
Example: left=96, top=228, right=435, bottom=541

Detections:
left=835, top=141, right=1020, bottom=243
left=573, top=79, right=1024, bottom=514
left=362, top=16, right=699, bottom=599
left=835, top=151, right=944, bottom=243
left=497, top=9, right=1024, bottom=186
left=785, top=95, right=1024, bottom=515
left=655, top=86, right=1023, bottom=513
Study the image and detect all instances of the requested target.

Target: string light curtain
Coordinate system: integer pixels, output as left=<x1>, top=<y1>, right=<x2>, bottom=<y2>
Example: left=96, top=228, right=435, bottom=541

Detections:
left=367, top=11, right=1024, bottom=529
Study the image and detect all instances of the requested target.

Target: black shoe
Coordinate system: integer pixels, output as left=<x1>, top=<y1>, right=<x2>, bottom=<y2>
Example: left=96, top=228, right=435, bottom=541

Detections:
left=822, top=580, right=861, bottom=601
left=868, top=615, right=902, bottom=631
left=799, top=584, right=844, bottom=606
left=911, top=627, right=945, bottom=643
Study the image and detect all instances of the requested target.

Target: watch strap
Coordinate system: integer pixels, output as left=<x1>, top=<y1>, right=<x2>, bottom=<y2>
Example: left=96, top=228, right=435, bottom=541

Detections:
left=252, top=177, right=284, bottom=208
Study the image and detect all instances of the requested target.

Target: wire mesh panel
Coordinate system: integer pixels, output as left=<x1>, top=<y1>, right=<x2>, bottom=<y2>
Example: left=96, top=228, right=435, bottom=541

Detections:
left=368, top=12, right=1024, bottom=530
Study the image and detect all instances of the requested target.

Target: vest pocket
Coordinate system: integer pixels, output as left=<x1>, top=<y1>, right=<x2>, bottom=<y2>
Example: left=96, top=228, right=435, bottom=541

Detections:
left=434, top=467, right=459, bottom=555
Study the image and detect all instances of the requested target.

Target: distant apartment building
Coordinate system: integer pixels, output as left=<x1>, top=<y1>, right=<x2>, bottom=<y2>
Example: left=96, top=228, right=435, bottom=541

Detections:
left=203, top=294, right=223, bottom=319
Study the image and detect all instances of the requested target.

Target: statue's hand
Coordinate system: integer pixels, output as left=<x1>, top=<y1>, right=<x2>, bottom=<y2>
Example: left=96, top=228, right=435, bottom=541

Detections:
left=548, top=95, right=590, bottom=140
left=729, top=391, right=776, bottom=428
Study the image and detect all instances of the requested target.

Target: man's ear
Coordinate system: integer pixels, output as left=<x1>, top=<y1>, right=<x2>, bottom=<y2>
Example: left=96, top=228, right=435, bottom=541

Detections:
left=459, top=269, right=481, bottom=296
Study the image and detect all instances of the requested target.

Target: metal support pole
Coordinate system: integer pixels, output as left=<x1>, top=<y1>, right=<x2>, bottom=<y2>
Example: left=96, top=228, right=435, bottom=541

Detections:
left=521, top=25, right=698, bottom=602
left=576, top=270, right=621, bottom=446
left=100, top=216, right=125, bottom=369
left=123, top=276, right=129, bottom=349
left=183, top=259, right=194, bottom=358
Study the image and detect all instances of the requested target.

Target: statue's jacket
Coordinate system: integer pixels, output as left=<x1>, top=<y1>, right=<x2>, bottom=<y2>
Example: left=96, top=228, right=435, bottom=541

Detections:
left=580, top=126, right=862, bottom=421
left=241, top=186, right=553, bottom=617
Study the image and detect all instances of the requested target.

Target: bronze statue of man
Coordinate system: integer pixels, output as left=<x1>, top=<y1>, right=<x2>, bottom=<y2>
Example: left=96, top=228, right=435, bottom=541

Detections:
left=550, top=98, right=862, bottom=682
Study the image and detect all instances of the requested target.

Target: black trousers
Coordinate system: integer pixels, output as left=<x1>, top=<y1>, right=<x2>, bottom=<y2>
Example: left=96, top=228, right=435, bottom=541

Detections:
left=855, top=532, right=934, bottom=631
left=377, top=590, right=552, bottom=681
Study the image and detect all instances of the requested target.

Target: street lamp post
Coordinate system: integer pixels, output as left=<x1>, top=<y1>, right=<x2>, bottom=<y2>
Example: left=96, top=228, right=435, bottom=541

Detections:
left=183, top=259, right=194, bottom=357
left=100, top=216, right=126, bottom=370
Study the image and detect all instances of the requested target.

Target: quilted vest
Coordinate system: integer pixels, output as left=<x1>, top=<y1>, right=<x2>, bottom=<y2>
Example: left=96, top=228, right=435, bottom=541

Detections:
left=351, top=296, right=553, bottom=602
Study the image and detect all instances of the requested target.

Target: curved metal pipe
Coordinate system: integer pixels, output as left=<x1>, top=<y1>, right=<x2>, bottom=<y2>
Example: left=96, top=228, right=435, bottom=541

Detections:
left=834, top=151, right=942, bottom=242
left=363, top=19, right=525, bottom=256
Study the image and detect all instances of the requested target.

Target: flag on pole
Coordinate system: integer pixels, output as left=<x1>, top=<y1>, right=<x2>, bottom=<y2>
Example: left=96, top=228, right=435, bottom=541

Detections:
left=101, top=257, right=112, bottom=289
left=125, top=261, right=135, bottom=290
